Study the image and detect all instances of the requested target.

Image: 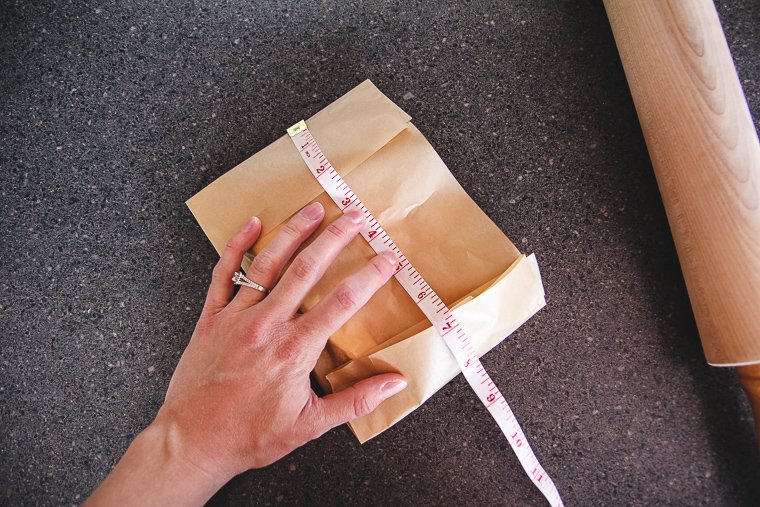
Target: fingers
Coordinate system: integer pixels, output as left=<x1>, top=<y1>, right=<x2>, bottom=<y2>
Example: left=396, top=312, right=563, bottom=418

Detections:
left=305, top=374, right=407, bottom=438
left=297, top=250, right=397, bottom=358
left=204, top=216, right=262, bottom=313
left=229, top=202, right=325, bottom=310
left=265, top=210, right=366, bottom=316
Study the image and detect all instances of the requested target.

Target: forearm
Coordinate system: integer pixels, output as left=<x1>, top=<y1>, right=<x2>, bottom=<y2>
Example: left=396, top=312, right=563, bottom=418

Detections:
left=85, top=420, right=228, bottom=506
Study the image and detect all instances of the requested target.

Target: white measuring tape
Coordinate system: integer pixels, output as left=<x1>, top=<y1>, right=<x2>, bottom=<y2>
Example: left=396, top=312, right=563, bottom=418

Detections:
left=287, top=120, right=563, bottom=506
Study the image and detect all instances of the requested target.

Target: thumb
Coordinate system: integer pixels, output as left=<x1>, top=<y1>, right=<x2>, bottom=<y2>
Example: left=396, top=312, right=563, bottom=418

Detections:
left=310, top=373, right=407, bottom=436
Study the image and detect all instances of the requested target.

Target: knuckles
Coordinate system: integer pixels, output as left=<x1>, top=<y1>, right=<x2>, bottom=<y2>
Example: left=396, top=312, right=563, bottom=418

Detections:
left=273, top=335, right=304, bottom=363
left=289, top=254, right=317, bottom=281
left=334, top=283, right=358, bottom=311
left=224, top=235, right=243, bottom=254
left=370, top=256, right=393, bottom=279
left=250, top=251, right=275, bottom=276
left=283, top=219, right=306, bottom=238
left=249, top=319, right=302, bottom=363
left=352, top=390, right=373, bottom=418
left=325, top=221, right=349, bottom=239
left=242, top=318, right=270, bottom=346
left=194, top=312, right=217, bottom=335
left=240, top=306, right=281, bottom=346
left=211, top=263, right=227, bottom=282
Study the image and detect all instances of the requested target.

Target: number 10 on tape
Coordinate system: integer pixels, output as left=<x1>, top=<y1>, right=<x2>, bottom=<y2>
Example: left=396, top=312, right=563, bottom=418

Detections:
left=288, top=120, right=563, bottom=506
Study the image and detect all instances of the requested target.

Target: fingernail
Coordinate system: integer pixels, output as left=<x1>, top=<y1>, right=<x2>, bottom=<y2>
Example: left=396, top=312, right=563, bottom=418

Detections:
left=381, top=379, right=407, bottom=395
left=302, top=202, right=324, bottom=220
left=243, top=216, right=259, bottom=232
left=346, top=210, right=365, bottom=224
left=380, top=251, right=398, bottom=266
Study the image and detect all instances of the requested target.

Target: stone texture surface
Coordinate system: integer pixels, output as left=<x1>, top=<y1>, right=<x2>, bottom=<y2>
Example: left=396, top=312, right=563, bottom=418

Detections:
left=1, top=1, right=759, bottom=505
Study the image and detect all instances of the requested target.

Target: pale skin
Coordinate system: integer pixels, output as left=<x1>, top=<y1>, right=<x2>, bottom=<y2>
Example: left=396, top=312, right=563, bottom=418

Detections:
left=86, top=202, right=407, bottom=506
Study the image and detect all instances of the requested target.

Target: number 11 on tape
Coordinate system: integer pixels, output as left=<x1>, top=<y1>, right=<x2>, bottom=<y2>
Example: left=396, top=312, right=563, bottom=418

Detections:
left=288, top=120, right=563, bottom=506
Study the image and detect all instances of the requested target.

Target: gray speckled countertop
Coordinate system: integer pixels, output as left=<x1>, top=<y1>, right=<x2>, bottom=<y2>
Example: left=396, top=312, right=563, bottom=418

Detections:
left=1, top=1, right=759, bottom=505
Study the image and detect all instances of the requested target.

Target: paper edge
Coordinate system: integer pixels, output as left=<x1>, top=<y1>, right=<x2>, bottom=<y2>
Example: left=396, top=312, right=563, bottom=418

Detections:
left=349, top=252, right=547, bottom=443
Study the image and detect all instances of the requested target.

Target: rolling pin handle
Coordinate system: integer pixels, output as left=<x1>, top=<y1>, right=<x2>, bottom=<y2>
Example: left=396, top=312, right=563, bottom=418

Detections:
left=737, top=365, right=760, bottom=444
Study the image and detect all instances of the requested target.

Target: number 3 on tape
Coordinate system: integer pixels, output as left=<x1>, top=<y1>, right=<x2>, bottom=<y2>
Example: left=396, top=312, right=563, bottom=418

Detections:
left=288, top=120, right=563, bottom=506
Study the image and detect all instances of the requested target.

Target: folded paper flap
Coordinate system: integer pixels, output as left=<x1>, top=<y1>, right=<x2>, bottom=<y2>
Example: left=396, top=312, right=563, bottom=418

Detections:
left=186, top=80, right=412, bottom=254
left=327, top=253, right=527, bottom=388
left=328, top=254, right=547, bottom=443
left=349, top=248, right=532, bottom=360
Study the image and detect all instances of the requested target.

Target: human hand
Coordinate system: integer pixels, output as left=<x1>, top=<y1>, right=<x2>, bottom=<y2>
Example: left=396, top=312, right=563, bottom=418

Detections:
left=86, top=202, right=406, bottom=506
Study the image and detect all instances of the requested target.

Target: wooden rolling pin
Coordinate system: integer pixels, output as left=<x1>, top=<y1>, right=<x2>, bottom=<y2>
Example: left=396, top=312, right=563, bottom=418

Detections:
left=604, top=0, right=760, bottom=436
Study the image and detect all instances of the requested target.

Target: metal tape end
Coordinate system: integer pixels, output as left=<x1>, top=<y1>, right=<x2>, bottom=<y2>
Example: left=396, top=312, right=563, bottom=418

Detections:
left=287, top=120, right=307, bottom=137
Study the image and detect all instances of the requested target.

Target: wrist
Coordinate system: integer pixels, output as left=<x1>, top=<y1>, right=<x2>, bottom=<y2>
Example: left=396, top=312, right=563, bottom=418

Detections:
left=142, top=413, right=234, bottom=489
left=86, top=417, right=230, bottom=507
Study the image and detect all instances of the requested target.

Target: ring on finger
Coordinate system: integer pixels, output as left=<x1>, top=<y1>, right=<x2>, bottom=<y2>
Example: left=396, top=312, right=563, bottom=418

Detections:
left=232, top=271, right=270, bottom=295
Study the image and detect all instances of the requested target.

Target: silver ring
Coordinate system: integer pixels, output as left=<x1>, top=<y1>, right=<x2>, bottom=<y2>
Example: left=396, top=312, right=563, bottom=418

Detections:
left=232, top=271, right=270, bottom=294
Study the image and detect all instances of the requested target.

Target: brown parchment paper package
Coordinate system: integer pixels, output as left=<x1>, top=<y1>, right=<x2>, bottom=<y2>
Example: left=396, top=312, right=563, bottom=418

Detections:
left=186, top=80, right=546, bottom=442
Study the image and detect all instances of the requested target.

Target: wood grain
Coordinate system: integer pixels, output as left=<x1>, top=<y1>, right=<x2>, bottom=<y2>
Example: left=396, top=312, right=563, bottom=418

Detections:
left=604, top=0, right=760, bottom=367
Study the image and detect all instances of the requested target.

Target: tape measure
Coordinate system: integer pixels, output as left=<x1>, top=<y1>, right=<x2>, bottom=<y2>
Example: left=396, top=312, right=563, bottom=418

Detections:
left=287, top=120, right=563, bottom=506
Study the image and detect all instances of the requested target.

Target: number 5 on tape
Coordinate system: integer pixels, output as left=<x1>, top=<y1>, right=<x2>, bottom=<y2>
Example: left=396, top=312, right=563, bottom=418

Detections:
left=288, top=119, right=563, bottom=506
